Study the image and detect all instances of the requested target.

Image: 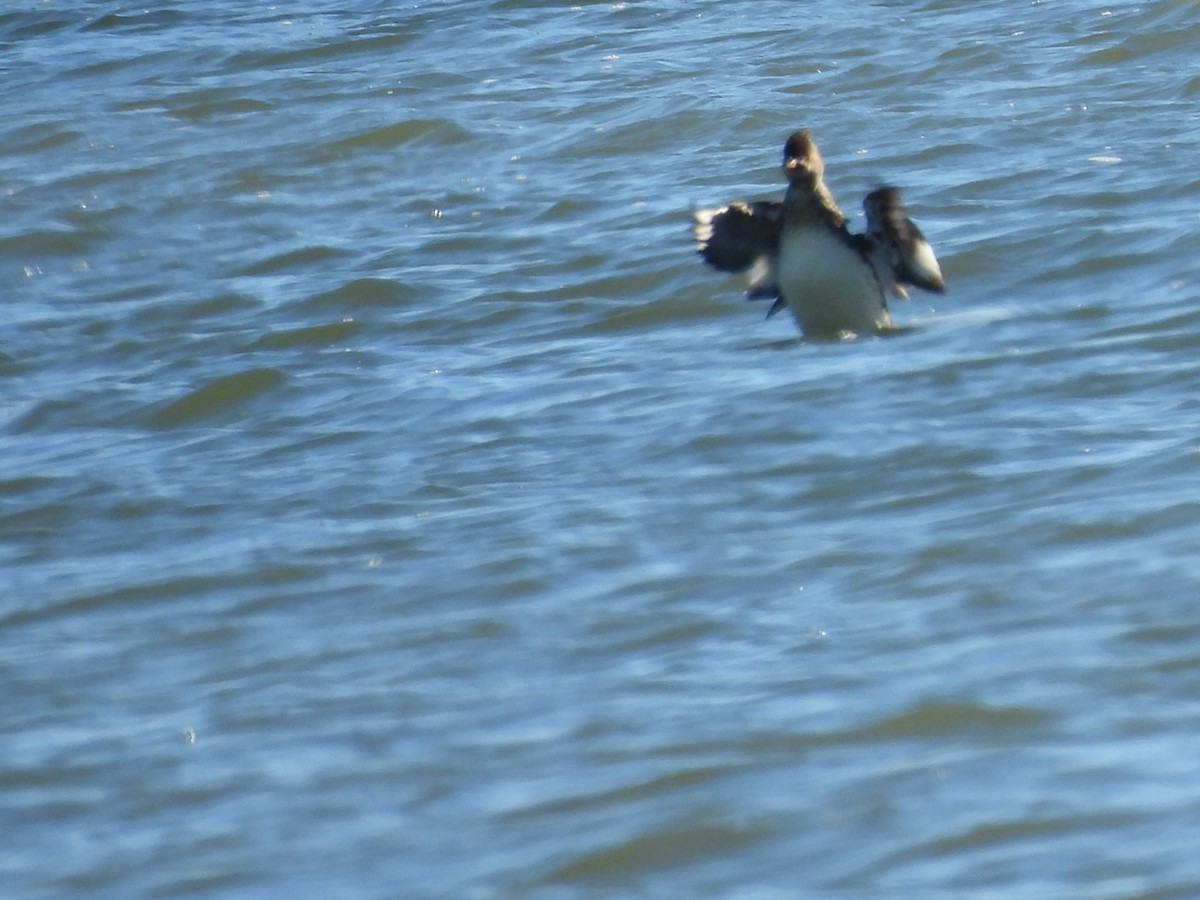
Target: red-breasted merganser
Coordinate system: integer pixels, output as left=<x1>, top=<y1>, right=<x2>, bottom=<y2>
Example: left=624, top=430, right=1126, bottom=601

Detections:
left=693, top=130, right=946, bottom=338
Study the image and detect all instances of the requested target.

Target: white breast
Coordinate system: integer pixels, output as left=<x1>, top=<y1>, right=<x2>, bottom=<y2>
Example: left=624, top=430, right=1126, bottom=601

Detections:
left=777, top=228, right=891, bottom=337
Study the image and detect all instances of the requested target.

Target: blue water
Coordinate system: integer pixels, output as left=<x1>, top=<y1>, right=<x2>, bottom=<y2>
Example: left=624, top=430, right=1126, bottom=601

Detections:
left=4, top=2, right=1200, bottom=897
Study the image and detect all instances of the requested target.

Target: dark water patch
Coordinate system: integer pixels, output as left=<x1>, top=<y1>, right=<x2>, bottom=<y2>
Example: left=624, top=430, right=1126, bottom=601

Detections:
left=83, top=9, right=188, bottom=32
left=0, top=476, right=88, bottom=541
left=62, top=48, right=215, bottom=83
left=297, top=277, right=419, bottom=314
left=129, top=291, right=261, bottom=330
left=0, top=123, right=86, bottom=157
left=1081, top=18, right=1200, bottom=66
left=0, top=475, right=60, bottom=498
left=1184, top=72, right=1200, bottom=99
left=1, top=564, right=321, bottom=631
left=146, top=367, right=288, bottom=429
left=8, top=394, right=135, bottom=436
left=870, top=809, right=1147, bottom=887
left=544, top=817, right=772, bottom=885
left=1061, top=302, right=1113, bottom=323
left=849, top=700, right=1056, bottom=744
left=502, top=764, right=741, bottom=823
left=0, top=10, right=80, bottom=40
left=1092, top=305, right=1200, bottom=349
left=312, top=29, right=418, bottom=61
left=236, top=244, right=353, bottom=277
left=247, top=319, right=364, bottom=351
left=166, top=96, right=276, bottom=122
left=583, top=615, right=728, bottom=657
left=545, top=266, right=687, bottom=308
left=225, top=29, right=417, bottom=73
left=318, top=119, right=474, bottom=159
left=0, top=343, right=36, bottom=375
left=0, top=227, right=97, bottom=261
left=114, top=89, right=248, bottom=117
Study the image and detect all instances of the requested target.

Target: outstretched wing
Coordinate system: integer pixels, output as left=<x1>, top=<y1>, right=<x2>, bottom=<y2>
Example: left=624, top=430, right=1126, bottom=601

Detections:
left=693, top=200, right=782, bottom=272
left=693, top=201, right=784, bottom=310
left=862, top=186, right=946, bottom=296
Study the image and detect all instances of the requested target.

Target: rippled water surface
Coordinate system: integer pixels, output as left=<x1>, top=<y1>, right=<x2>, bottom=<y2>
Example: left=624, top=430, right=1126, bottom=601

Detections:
left=5, top=1, right=1200, bottom=897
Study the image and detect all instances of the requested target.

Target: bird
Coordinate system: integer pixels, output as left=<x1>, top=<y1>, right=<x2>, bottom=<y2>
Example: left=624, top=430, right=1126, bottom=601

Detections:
left=693, top=130, right=945, bottom=338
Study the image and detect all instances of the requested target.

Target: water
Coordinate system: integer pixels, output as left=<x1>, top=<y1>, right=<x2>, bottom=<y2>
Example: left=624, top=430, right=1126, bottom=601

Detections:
left=4, top=1, right=1200, bottom=896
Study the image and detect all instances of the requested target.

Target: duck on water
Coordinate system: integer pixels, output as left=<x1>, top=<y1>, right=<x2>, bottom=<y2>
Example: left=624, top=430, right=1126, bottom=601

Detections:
left=693, top=130, right=946, bottom=339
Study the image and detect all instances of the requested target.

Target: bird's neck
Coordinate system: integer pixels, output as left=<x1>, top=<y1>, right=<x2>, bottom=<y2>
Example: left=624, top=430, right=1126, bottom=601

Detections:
left=783, top=179, right=846, bottom=230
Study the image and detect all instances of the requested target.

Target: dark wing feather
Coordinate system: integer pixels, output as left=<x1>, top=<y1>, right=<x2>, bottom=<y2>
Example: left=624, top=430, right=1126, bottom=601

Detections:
left=863, top=187, right=946, bottom=295
left=693, top=201, right=782, bottom=273
left=694, top=201, right=784, bottom=309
